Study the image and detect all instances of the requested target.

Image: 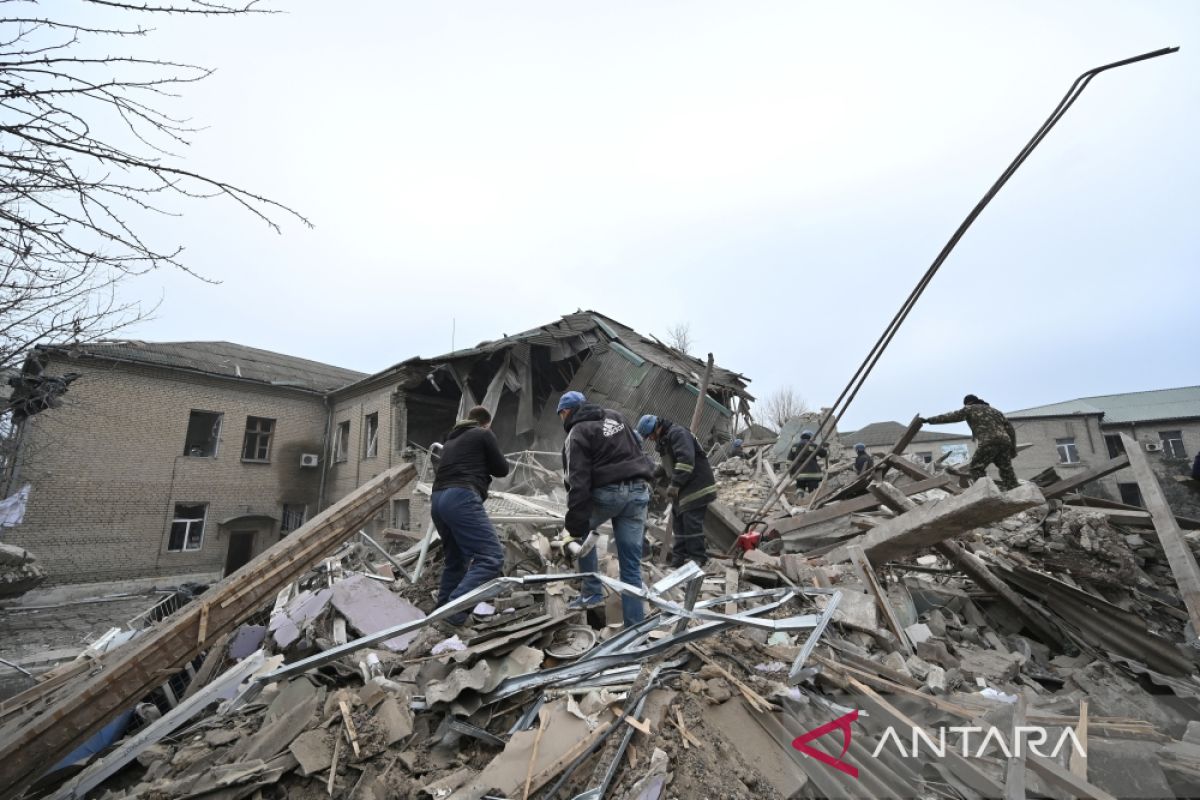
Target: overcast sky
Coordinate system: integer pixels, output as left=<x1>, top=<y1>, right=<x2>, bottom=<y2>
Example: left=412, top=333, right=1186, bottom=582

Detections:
left=94, top=1, right=1197, bottom=432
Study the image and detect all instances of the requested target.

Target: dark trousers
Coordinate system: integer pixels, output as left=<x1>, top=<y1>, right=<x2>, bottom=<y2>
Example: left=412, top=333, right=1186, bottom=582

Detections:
left=431, top=487, right=504, bottom=625
left=670, top=505, right=708, bottom=567
left=795, top=477, right=821, bottom=493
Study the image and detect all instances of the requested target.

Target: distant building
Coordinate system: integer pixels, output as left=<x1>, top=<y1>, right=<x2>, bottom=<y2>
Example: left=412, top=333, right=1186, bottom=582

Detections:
left=1008, top=386, right=1200, bottom=505
left=840, top=420, right=973, bottom=466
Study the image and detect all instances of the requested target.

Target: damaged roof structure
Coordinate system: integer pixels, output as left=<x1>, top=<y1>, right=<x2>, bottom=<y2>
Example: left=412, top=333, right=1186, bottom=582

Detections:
left=333, top=310, right=753, bottom=453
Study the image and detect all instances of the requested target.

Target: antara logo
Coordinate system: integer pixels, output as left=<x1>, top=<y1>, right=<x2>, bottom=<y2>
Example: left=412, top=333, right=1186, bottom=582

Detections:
left=791, top=710, right=859, bottom=778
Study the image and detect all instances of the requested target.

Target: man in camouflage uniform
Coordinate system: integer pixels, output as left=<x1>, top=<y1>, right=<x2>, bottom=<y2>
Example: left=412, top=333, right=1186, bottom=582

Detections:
left=921, top=394, right=1019, bottom=491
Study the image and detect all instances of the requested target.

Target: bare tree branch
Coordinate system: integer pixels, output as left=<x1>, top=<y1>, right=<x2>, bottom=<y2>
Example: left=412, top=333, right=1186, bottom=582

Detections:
left=0, top=0, right=302, bottom=372
left=664, top=322, right=693, bottom=355
left=759, top=386, right=810, bottom=431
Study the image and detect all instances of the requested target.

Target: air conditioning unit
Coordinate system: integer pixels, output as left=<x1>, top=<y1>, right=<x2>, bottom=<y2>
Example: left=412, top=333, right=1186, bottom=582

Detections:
left=1144, top=442, right=1163, bottom=452
left=300, top=453, right=320, bottom=468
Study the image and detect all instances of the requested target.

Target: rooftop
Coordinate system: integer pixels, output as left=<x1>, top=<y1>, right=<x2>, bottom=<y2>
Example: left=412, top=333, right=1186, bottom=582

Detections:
left=841, top=420, right=971, bottom=448
left=36, top=341, right=366, bottom=394
left=1009, top=385, right=1200, bottom=425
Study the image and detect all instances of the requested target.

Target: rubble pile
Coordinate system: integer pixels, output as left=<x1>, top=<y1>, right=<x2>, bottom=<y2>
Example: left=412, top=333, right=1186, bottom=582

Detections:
left=0, top=542, right=46, bottom=597
left=7, top=449, right=1200, bottom=800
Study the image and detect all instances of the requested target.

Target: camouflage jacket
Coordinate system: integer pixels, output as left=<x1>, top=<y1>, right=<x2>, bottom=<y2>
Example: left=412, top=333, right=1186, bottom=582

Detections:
left=925, top=404, right=1016, bottom=448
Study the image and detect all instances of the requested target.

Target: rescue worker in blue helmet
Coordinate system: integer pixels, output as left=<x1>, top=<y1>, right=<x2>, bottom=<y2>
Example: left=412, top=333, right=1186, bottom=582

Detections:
left=558, top=391, right=655, bottom=626
left=636, top=414, right=716, bottom=569
left=853, top=443, right=874, bottom=475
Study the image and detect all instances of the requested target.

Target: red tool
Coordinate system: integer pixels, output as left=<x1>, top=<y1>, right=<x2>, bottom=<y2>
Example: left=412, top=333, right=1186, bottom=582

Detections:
left=736, top=526, right=780, bottom=553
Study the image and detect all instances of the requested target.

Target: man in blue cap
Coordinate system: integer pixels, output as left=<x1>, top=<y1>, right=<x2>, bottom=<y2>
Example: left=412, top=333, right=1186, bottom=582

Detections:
left=853, top=443, right=874, bottom=475
left=636, top=414, right=716, bottom=569
left=558, top=391, right=655, bottom=626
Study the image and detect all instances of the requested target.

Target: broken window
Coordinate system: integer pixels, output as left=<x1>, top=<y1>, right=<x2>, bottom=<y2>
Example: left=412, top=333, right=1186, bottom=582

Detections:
left=392, top=499, right=410, bottom=530
left=241, top=416, right=275, bottom=462
left=168, top=503, right=206, bottom=552
left=333, top=420, right=350, bottom=463
left=915, top=451, right=933, bottom=464
left=364, top=412, right=379, bottom=458
left=1055, top=437, right=1079, bottom=464
left=281, top=503, right=306, bottom=534
left=1104, top=434, right=1125, bottom=460
left=1118, top=482, right=1143, bottom=507
left=183, top=411, right=221, bottom=457
left=1159, top=430, right=1187, bottom=459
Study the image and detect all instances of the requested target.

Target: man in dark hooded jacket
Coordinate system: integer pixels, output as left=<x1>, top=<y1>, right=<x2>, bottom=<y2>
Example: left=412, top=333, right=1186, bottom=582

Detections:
left=558, top=391, right=654, bottom=626
left=636, top=414, right=716, bottom=568
left=431, top=405, right=510, bottom=629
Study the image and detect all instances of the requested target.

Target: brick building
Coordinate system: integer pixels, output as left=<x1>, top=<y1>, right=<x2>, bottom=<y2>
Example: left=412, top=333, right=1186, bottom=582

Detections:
left=3, top=342, right=363, bottom=584
left=1008, top=386, right=1200, bottom=505
left=3, top=311, right=751, bottom=585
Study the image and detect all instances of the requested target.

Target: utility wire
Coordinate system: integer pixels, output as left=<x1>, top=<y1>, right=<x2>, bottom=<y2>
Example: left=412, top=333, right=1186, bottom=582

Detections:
left=752, top=46, right=1179, bottom=522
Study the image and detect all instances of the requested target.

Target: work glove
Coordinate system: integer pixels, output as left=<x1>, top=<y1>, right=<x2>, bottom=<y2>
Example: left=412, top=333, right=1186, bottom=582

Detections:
left=665, top=485, right=680, bottom=504
left=917, top=416, right=928, bottom=425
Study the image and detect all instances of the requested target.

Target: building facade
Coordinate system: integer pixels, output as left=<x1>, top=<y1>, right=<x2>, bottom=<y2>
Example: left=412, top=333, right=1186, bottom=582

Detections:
left=840, top=420, right=974, bottom=466
left=1008, top=386, right=1200, bottom=506
left=3, top=342, right=363, bottom=584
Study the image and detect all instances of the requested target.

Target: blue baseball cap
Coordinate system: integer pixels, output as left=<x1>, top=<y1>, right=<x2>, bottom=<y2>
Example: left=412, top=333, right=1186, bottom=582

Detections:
left=635, top=414, right=658, bottom=438
left=557, top=391, right=586, bottom=413
left=801, top=430, right=814, bottom=439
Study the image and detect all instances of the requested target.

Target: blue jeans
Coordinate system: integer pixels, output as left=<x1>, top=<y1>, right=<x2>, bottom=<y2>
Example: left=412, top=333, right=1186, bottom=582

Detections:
left=431, top=487, right=505, bottom=625
left=578, top=480, right=650, bottom=626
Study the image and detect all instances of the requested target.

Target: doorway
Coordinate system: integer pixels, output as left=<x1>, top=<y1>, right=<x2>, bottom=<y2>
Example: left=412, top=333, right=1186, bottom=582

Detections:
left=224, top=530, right=256, bottom=576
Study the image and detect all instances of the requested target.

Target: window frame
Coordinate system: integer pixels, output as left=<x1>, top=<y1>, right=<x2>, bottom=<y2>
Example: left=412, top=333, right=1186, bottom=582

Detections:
left=333, top=420, right=350, bottom=463
left=1159, top=430, right=1187, bottom=459
left=364, top=412, right=379, bottom=459
left=183, top=410, right=223, bottom=458
left=280, top=503, right=307, bottom=534
left=391, top=498, right=411, bottom=530
left=915, top=451, right=933, bottom=464
left=241, top=416, right=276, bottom=463
left=1103, top=433, right=1125, bottom=460
left=1055, top=437, right=1080, bottom=465
left=168, top=503, right=207, bottom=552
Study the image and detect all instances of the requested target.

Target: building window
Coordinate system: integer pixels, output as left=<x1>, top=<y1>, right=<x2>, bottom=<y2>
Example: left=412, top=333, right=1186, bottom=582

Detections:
left=333, top=420, right=350, bottom=462
left=1118, top=482, right=1143, bottom=507
left=1159, top=430, right=1187, bottom=459
left=168, top=504, right=206, bottom=551
left=915, top=451, right=933, bottom=464
left=1104, top=434, right=1125, bottom=460
left=364, top=412, right=379, bottom=459
left=242, top=417, right=275, bottom=462
left=1055, top=437, right=1079, bottom=464
left=281, top=503, right=307, bottom=534
left=183, top=411, right=221, bottom=457
left=391, top=499, right=411, bottom=530
left=940, top=443, right=969, bottom=466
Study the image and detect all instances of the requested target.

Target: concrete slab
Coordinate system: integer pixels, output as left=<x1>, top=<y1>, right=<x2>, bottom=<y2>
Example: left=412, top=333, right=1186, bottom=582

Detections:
left=288, top=728, right=332, bottom=776
left=706, top=698, right=808, bottom=799
left=330, top=574, right=425, bottom=652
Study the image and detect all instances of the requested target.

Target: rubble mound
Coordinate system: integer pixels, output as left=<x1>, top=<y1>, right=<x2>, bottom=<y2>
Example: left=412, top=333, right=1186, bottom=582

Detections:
left=0, top=542, right=46, bottom=598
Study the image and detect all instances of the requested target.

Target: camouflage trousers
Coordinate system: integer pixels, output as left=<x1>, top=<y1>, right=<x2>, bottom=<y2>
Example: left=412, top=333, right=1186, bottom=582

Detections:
left=969, top=440, right=1019, bottom=491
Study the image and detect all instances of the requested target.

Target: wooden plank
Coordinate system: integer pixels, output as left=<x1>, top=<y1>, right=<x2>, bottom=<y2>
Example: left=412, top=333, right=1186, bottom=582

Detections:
left=0, top=464, right=417, bottom=800
left=888, top=415, right=924, bottom=459
left=846, top=544, right=913, bottom=654
left=1005, top=695, right=1027, bottom=800
left=1042, top=454, right=1129, bottom=499
left=772, top=474, right=953, bottom=534
left=1071, top=699, right=1088, bottom=783
left=1120, top=434, right=1200, bottom=634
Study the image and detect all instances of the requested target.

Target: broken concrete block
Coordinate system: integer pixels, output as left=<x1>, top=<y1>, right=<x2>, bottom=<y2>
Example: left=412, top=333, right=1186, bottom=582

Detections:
left=830, top=479, right=1044, bottom=564
left=375, top=696, right=414, bottom=744
left=703, top=678, right=733, bottom=704
left=915, top=639, right=959, bottom=669
left=924, top=666, right=947, bottom=695
left=958, top=650, right=1023, bottom=684
left=904, top=655, right=932, bottom=681
left=881, top=651, right=911, bottom=678
left=330, top=573, right=425, bottom=652
left=1184, top=720, right=1200, bottom=745
left=288, top=729, right=333, bottom=776
left=904, top=622, right=933, bottom=644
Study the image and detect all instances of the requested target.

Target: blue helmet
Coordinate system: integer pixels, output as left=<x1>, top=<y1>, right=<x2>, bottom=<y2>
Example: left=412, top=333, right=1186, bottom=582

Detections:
left=733, top=438, right=744, bottom=447
left=557, top=391, right=587, bottom=413
left=854, top=442, right=866, bottom=452
left=800, top=430, right=814, bottom=439
left=635, top=414, right=659, bottom=438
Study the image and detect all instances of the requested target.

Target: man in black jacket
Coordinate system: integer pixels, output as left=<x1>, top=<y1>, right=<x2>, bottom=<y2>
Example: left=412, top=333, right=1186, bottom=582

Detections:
left=558, top=391, right=655, bottom=627
left=431, top=405, right=510, bottom=629
left=789, top=430, right=827, bottom=494
left=636, top=414, right=716, bottom=568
